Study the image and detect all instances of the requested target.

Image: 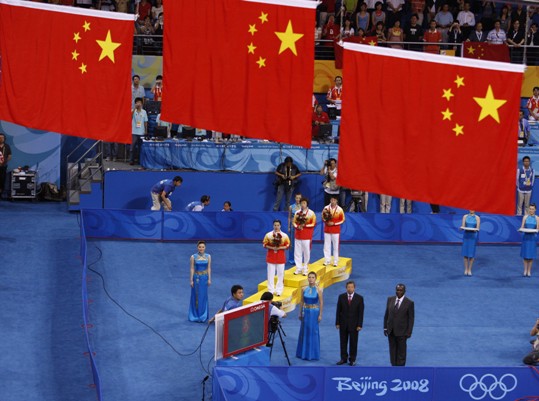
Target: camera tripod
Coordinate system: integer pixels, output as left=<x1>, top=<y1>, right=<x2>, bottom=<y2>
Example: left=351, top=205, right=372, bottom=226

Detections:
left=267, top=318, right=291, bottom=366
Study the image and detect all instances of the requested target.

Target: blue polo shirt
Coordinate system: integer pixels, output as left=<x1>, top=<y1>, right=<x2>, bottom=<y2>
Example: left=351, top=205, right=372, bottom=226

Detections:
left=151, top=179, right=175, bottom=197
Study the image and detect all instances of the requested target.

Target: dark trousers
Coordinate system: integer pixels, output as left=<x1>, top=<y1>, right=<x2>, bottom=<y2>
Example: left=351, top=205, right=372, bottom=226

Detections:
left=388, top=332, right=407, bottom=366
left=0, top=165, right=7, bottom=193
left=339, top=328, right=359, bottom=362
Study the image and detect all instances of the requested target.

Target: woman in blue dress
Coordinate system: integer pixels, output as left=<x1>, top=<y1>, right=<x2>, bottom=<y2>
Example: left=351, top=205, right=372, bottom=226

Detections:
left=460, top=210, right=480, bottom=276
left=189, top=241, right=212, bottom=322
left=296, top=271, right=324, bottom=360
left=520, top=204, right=539, bottom=277
left=288, top=193, right=302, bottom=265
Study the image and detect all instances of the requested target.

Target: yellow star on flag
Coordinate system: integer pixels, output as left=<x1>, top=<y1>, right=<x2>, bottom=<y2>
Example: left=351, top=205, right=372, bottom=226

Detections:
left=259, top=12, right=268, bottom=24
left=369, top=40, right=376, bottom=46
left=96, top=30, right=121, bottom=63
left=467, top=46, right=475, bottom=55
left=473, top=85, right=507, bottom=123
left=248, top=24, right=258, bottom=36
left=71, top=50, right=80, bottom=60
left=256, top=56, right=266, bottom=68
left=83, top=21, right=91, bottom=32
left=453, top=123, right=464, bottom=136
left=441, top=108, right=453, bottom=121
left=247, top=42, right=257, bottom=54
left=442, top=88, right=454, bottom=101
left=454, top=75, right=465, bottom=88
left=275, top=20, right=304, bottom=56
left=79, top=63, right=87, bottom=74
left=73, top=32, right=81, bottom=43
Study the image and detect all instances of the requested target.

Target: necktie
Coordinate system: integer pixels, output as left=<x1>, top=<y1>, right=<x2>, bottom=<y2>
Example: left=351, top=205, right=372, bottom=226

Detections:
left=348, top=294, right=352, bottom=305
left=394, top=299, right=400, bottom=312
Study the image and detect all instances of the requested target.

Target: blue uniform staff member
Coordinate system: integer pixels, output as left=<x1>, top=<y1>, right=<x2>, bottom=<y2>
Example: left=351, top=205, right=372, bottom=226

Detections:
left=209, top=285, right=244, bottom=324
left=260, top=292, right=287, bottom=318
left=150, top=176, right=183, bottom=211
left=185, top=195, right=211, bottom=211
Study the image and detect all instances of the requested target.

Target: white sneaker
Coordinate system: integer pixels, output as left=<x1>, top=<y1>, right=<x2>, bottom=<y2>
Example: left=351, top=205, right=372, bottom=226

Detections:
left=294, top=269, right=302, bottom=275
left=302, top=269, right=308, bottom=276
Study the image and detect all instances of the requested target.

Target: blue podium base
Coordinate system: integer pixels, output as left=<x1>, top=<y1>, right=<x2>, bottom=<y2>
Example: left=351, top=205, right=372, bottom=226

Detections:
left=216, top=347, right=270, bottom=367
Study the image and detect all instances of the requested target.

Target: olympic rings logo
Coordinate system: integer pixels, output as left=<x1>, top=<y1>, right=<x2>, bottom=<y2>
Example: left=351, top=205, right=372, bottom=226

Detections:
left=459, top=373, right=518, bottom=400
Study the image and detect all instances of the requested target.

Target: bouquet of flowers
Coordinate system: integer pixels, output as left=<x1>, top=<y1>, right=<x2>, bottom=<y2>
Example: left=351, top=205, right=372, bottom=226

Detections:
left=322, top=208, right=332, bottom=222
left=296, top=211, right=308, bottom=227
left=272, top=232, right=282, bottom=248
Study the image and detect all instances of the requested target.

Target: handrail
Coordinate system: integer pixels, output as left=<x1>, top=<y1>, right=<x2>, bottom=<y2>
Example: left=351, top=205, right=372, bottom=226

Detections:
left=66, top=140, right=104, bottom=207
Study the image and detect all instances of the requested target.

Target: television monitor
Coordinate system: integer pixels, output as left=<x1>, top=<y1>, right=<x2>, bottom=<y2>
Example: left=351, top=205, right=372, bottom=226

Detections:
left=214, top=301, right=269, bottom=360
left=154, top=126, right=168, bottom=140
left=182, top=126, right=196, bottom=140
left=317, top=124, right=332, bottom=141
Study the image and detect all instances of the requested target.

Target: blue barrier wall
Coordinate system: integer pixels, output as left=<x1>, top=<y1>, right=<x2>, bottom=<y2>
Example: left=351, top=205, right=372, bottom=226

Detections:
left=212, top=366, right=539, bottom=401
left=81, top=209, right=524, bottom=243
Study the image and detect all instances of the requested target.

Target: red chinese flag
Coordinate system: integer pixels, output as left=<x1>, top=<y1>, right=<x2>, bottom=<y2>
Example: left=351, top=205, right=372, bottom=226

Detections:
left=0, top=1, right=133, bottom=143
left=463, top=42, right=510, bottom=63
left=334, top=37, right=377, bottom=69
left=161, top=0, right=316, bottom=148
left=338, top=44, right=524, bottom=215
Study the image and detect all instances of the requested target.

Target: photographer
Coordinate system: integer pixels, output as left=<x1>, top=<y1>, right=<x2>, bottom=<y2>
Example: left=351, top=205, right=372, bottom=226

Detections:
left=523, top=318, right=539, bottom=365
left=320, top=158, right=339, bottom=206
left=273, top=156, right=301, bottom=212
left=261, top=292, right=287, bottom=319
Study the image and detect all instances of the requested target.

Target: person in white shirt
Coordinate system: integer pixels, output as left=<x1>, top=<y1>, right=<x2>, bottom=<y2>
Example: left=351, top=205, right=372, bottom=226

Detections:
left=487, top=20, right=507, bottom=44
left=457, top=2, right=475, bottom=38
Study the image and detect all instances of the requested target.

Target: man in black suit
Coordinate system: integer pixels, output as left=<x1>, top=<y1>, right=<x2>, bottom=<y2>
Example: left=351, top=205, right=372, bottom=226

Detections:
left=335, top=280, right=364, bottom=366
left=383, top=283, right=414, bottom=366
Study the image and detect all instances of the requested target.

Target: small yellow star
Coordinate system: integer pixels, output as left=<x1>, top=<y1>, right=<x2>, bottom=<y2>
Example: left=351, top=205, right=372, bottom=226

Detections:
left=248, top=24, right=258, bottom=36
left=368, top=40, right=376, bottom=46
left=96, top=30, right=122, bottom=63
left=256, top=56, right=266, bottom=68
left=441, top=108, right=453, bottom=121
left=473, top=85, right=507, bottom=123
left=274, top=20, right=304, bottom=56
left=73, top=32, right=81, bottom=43
left=453, top=123, right=464, bottom=136
left=454, top=75, right=465, bottom=88
left=442, top=88, right=454, bottom=101
left=247, top=42, right=256, bottom=54
left=79, top=63, right=87, bottom=74
left=467, top=46, right=476, bottom=55
left=83, top=21, right=91, bottom=32
left=71, top=50, right=80, bottom=60
left=259, top=12, right=268, bottom=24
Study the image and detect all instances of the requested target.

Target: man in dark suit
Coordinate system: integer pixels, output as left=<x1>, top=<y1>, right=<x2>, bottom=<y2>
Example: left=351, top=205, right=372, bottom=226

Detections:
left=335, top=280, right=364, bottom=366
left=383, top=283, right=414, bottom=366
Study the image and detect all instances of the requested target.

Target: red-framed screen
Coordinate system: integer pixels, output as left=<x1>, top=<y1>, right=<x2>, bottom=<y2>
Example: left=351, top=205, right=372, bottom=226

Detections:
left=222, top=302, right=269, bottom=358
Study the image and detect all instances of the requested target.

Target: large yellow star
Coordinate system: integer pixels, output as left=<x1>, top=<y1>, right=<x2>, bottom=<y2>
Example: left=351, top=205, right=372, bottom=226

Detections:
left=259, top=12, right=268, bottom=24
left=83, top=21, right=91, bottom=32
left=441, top=108, right=453, bottom=121
left=73, top=32, right=81, bottom=43
left=71, top=50, right=80, bottom=60
left=256, top=56, right=266, bottom=68
left=454, top=75, right=465, bottom=88
left=467, top=46, right=475, bottom=55
left=275, top=20, right=304, bottom=56
left=442, top=88, right=454, bottom=101
left=473, top=85, right=507, bottom=123
left=248, top=24, right=258, bottom=36
left=247, top=42, right=256, bottom=54
left=453, top=123, right=464, bottom=136
left=96, top=30, right=121, bottom=63
left=79, top=63, right=87, bottom=74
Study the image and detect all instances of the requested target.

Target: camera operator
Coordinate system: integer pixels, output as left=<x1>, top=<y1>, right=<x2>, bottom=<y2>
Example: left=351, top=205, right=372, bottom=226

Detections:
left=320, top=158, right=339, bottom=206
left=261, top=292, right=287, bottom=319
left=523, top=318, right=539, bottom=365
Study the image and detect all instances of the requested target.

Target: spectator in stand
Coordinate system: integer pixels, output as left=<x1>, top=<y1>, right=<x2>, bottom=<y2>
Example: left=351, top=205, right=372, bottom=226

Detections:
left=186, top=195, right=211, bottom=212
left=222, top=201, right=233, bottom=212
left=387, top=20, right=404, bottom=48
left=320, top=158, right=339, bottom=206
left=357, top=28, right=367, bottom=42
left=423, top=19, right=442, bottom=54
left=74, top=0, right=93, bottom=8
left=517, top=156, right=535, bottom=216
left=312, top=94, right=319, bottom=111
left=457, top=2, right=475, bottom=39
left=340, top=18, right=355, bottom=39
left=386, top=0, right=404, bottom=31
left=498, top=5, right=511, bottom=33
left=410, top=0, right=426, bottom=26
left=355, top=2, right=371, bottom=34
left=323, top=14, right=340, bottom=44
left=529, top=7, right=539, bottom=31
left=526, top=87, right=539, bottom=121
left=481, top=1, right=496, bottom=32
left=365, top=0, right=376, bottom=13
left=527, top=23, right=539, bottom=65
left=371, top=2, right=386, bottom=28
left=319, top=0, right=336, bottom=28
left=312, top=104, right=330, bottom=140
left=434, top=3, right=454, bottom=45
left=115, top=0, right=129, bottom=13
left=132, top=74, right=146, bottom=107
left=136, top=0, right=152, bottom=24
left=154, top=12, right=164, bottom=35
left=273, top=156, right=301, bottom=212
left=507, top=20, right=525, bottom=63
left=448, top=22, right=464, bottom=51
left=327, top=76, right=343, bottom=115
left=518, top=110, right=531, bottom=146
left=467, top=22, right=487, bottom=42
left=344, top=0, right=359, bottom=18
left=129, top=97, right=148, bottom=166
left=97, top=0, right=115, bottom=11
left=372, top=21, right=387, bottom=42
left=0, top=133, right=12, bottom=199
left=151, top=75, right=163, bottom=101
left=380, top=194, right=392, bottom=213
left=139, top=15, right=155, bottom=46
left=511, top=4, right=527, bottom=27
left=151, top=0, right=163, bottom=21
left=404, top=14, right=423, bottom=51
left=487, top=20, right=507, bottom=44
